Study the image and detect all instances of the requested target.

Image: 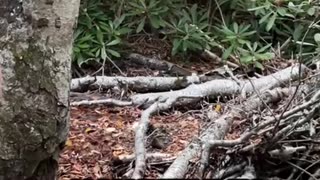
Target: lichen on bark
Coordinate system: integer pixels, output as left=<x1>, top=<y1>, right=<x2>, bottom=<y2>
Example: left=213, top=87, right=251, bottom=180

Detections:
left=0, top=0, right=80, bottom=178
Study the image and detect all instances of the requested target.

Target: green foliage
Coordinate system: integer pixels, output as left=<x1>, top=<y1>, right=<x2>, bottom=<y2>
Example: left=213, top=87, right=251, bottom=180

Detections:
left=72, top=0, right=320, bottom=69
left=216, top=22, right=256, bottom=59
left=238, top=42, right=274, bottom=69
left=124, top=0, right=171, bottom=33
left=73, top=0, right=130, bottom=66
left=166, top=4, right=213, bottom=55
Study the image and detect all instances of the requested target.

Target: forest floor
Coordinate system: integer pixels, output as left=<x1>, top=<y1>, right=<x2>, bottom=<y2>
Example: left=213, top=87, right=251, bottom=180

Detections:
left=57, top=36, right=320, bottom=179
left=58, top=37, right=220, bottom=179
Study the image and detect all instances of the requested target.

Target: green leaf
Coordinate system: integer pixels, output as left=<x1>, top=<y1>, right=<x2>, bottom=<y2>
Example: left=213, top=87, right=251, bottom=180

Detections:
left=187, top=40, right=203, bottom=50
left=293, top=24, right=304, bottom=42
left=107, top=39, right=121, bottom=46
left=255, top=52, right=274, bottom=60
left=248, top=5, right=266, bottom=11
left=241, top=30, right=256, bottom=37
left=314, top=33, right=320, bottom=43
left=150, top=16, right=160, bottom=29
left=240, top=55, right=254, bottom=63
left=255, top=61, right=264, bottom=70
left=77, top=55, right=85, bottom=67
left=253, top=42, right=258, bottom=51
left=96, top=28, right=104, bottom=44
left=284, top=13, right=295, bottom=18
left=73, top=46, right=81, bottom=53
left=101, top=46, right=107, bottom=60
left=77, top=43, right=90, bottom=49
left=136, top=17, right=146, bottom=33
left=172, top=39, right=182, bottom=55
left=266, top=13, right=277, bottom=32
left=95, top=48, right=101, bottom=57
left=259, top=12, right=272, bottom=24
left=257, top=43, right=272, bottom=53
left=277, top=7, right=287, bottom=16
left=190, top=4, right=198, bottom=23
left=307, top=7, right=315, bottom=16
left=238, top=39, right=250, bottom=45
left=106, top=49, right=121, bottom=57
left=233, top=23, right=239, bottom=34
left=222, top=46, right=233, bottom=60
left=117, top=28, right=132, bottom=35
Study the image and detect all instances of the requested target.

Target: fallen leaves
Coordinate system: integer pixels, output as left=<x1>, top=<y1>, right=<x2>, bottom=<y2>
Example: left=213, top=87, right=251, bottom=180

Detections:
left=59, top=103, right=201, bottom=179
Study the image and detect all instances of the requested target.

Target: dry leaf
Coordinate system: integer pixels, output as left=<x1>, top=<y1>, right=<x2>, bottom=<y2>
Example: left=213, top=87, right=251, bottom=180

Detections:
left=85, top=128, right=94, bottom=134
left=65, top=139, right=73, bottom=147
left=105, top=127, right=117, bottom=134
left=115, top=120, right=124, bottom=129
left=215, top=104, right=222, bottom=112
left=93, top=163, right=102, bottom=178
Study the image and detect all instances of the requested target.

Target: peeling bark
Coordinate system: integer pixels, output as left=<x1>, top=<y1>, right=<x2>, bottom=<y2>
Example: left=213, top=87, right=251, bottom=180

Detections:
left=0, top=0, right=80, bottom=179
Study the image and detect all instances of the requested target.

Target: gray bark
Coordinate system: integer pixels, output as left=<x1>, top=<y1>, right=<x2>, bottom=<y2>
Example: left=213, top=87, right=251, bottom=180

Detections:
left=0, top=0, right=80, bottom=179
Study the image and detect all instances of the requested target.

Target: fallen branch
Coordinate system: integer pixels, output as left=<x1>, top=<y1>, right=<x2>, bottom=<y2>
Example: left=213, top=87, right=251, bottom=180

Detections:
left=268, top=146, right=307, bottom=158
left=71, top=75, right=203, bottom=92
left=114, top=152, right=174, bottom=164
left=127, top=53, right=194, bottom=76
left=132, top=98, right=177, bottom=179
left=71, top=98, right=132, bottom=106
left=131, top=64, right=307, bottom=106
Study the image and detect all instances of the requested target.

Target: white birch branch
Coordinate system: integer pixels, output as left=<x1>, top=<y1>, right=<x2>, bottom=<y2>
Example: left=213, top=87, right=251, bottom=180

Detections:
left=131, top=64, right=306, bottom=106
left=71, top=75, right=202, bottom=92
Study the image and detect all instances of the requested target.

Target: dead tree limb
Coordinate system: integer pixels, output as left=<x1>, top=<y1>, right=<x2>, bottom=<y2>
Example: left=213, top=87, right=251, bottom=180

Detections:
left=132, top=98, right=177, bottom=179
left=71, top=98, right=133, bottom=106
left=131, top=64, right=306, bottom=106
left=71, top=75, right=202, bottom=92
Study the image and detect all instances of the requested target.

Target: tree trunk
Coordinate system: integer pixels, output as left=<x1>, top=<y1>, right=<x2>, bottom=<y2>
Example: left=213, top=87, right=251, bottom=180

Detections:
left=0, top=0, right=80, bottom=179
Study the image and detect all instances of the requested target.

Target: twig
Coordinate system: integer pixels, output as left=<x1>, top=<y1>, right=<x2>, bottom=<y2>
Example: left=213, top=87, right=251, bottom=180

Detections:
left=286, top=161, right=318, bottom=180
left=213, top=0, right=226, bottom=27
left=271, top=103, right=320, bottom=143
left=71, top=98, right=133, bottom=106
left=203, top=50, right=239, bottom=68
left=224, top=65, right=241, bottom=84
left=114, top=152, right=174, bottom=164
left=213, top=162, right=247, bottom=179
left=295, top=159, right=320, bottom=180
left=268, top=146, right=307, bottom=158
left=272, top=20, right=315, bottom=137
left=106, top=55, right=126, bottom=76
